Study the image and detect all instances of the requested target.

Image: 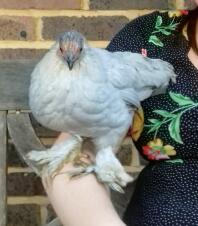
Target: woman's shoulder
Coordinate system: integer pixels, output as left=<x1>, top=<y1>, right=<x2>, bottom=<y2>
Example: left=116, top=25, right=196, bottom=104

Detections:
left=107, top=10, right=187, bottom=54
left=106, top=11, right=161, bottom=52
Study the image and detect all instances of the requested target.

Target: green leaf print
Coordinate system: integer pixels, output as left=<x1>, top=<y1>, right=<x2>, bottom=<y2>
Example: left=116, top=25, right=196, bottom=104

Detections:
left=166, top=159, right=184, bottom=164
left=160, top=29, right=172, bottom=36
left=145, top=92, right=198, bottom=144
left=155, top=16, right=163, bottom=27
left=169, top=92, right=195, bottom=106
left=168, top=113, right=183, bottom=144
left=148, top=119, right=161, bottom=124
left=153, top=110, right=175, bottom=118
left=147, top=126, right=159, bottom=134
left=148, top=35, right=164, bottom=47
left=149, top=15, right=179, bottom=47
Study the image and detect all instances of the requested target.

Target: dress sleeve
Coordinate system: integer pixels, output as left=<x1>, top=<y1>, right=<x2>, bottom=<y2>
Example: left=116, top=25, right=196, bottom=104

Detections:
left=106, top=11, right=160, bottom=53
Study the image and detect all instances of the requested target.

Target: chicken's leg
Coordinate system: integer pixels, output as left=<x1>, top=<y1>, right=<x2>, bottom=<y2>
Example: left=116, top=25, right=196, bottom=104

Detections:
left=85, top=147, right=133, bottom=193
left=27, top=135, right=83, bottom=176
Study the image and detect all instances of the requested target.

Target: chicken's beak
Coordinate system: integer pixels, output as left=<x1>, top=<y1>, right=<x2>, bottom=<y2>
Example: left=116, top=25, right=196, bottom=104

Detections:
left=67, top=59, right=74, bottom=71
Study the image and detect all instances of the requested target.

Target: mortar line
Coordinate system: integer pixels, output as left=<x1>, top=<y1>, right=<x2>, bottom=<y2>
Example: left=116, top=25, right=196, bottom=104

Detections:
left=0, top=9, right=153, bottom=19
left=35, top=17, right=43, bottom=41
left=81, top=0, right=90, bottom=10
left=0, top=40, right=109, bottom=49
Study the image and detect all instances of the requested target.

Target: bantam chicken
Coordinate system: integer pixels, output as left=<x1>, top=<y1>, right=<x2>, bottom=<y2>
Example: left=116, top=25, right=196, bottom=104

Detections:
left=28, top=30, right=177, bottom=193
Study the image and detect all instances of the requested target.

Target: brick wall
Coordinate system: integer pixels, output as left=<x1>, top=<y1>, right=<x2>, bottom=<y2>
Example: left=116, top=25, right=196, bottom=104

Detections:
left=4, top=1, right=179, bottom=225
left=0, top=0, right=180, bottom=61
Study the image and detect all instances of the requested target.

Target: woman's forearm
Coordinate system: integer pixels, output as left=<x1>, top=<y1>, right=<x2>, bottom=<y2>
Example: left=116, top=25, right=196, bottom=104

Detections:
left=43, top=133, right=126, bottom=226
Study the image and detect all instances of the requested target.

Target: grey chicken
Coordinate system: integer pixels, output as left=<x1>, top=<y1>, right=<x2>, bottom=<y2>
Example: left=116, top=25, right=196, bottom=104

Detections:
left=28, top=31, right=177, bottom=192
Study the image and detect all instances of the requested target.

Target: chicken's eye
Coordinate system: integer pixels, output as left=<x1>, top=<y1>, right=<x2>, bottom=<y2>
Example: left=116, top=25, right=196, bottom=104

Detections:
left=79, top=47, right=83, bottom=52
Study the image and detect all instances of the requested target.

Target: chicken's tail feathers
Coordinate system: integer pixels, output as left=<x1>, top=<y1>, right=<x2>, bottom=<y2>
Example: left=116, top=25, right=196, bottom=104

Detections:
left=157, top=59, right=177, bottom=83
left=137, top=58, right=178, bottom=100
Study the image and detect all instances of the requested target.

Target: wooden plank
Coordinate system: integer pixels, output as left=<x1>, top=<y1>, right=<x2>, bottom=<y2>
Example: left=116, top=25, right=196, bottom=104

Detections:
left=0, top=112, right=7, bottom=226
left=8, top=167, right=33, bottom=174
left=7, top=196, right=48, bottom=205
left=7, top=112, right=45, bottom=175
left=0, top=59, right=38, bottom=110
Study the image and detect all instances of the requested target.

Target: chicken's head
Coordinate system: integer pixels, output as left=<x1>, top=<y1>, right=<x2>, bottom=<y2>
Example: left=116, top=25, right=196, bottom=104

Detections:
left=58, top=31, right=85, bottom=70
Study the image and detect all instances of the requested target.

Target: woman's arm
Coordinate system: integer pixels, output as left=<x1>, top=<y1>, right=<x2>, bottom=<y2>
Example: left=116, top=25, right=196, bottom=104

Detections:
left=42, top=133, right=126, bottom=226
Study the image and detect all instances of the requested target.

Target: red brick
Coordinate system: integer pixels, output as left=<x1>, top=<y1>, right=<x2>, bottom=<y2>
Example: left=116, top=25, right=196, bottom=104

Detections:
left=0, top=0, right=81, bottom=9
left=42, top=16, right=129, bottom=41
left=8, top=205, right=41, bottom=226
left=0, top=16, right=36, bottom=40
left=90, top=0, right=168, bottom=10
left=8, top=141, right=26, bottom=167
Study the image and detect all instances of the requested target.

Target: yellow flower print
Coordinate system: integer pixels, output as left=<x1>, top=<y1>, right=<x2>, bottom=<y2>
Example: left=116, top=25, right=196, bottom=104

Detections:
left=168, top=10, right=183, bottom=18
left=164, top=145, right=176, bottom=156
left=148, top=138, right=163, bottom=147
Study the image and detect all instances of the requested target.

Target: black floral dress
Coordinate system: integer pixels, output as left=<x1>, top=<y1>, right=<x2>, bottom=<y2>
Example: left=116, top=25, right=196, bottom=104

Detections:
left=107, top=11, right=198, bottom=226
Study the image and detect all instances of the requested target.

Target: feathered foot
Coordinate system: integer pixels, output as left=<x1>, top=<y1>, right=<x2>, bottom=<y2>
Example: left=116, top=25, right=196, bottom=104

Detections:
left=27, top=135, right=82, bottom=177
left=85, top=147, right=133, bottom=193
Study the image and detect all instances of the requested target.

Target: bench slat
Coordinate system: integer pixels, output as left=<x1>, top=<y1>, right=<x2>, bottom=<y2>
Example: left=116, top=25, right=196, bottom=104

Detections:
left=0, top=112, right=7, bottom=226
left=7, top=112, right=45, bottom=175
left=0, top=60, right=37, bottom=110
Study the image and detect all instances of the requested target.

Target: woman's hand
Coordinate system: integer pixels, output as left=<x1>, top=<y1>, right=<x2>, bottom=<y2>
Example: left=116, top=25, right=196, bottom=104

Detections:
left=42, top=133, right=126, bottom=226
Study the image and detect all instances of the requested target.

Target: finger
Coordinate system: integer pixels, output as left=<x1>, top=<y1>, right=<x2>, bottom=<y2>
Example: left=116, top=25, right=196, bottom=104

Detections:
left=82, top=150, right=96, bottom=162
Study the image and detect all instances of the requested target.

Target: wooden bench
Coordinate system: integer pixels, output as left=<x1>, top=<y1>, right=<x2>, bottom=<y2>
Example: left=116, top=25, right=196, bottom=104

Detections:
left=0, top=59, right=145, bottom=226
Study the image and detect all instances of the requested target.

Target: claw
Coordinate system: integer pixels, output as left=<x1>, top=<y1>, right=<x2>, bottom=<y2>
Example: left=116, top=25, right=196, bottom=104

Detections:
left=69, top=170, right=89, bottom=179
left=109, top=183, right=125, bottom=193
left=51, top=164, right=95, bottom=180
left=84, top=165, right=95, bottom=174
left=52, top=166, right=87, bottom=179
left=93, top=147, right=134, bottom=193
